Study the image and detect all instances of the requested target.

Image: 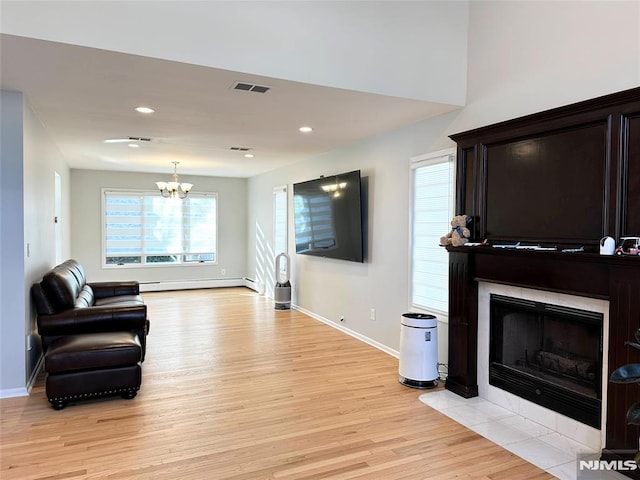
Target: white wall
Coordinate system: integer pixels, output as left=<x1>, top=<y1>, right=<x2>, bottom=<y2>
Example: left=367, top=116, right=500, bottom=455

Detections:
left=23, top=99, right=71, bottom=384
left=0, top=1, right=468, bottom=105
left=247, top=0, right=640, bottom=361
left=70, top=170, right=247, bottom=284
left=457, top=0, right=640, bottom=131
left=0, top=91, right=70, bottom=396
left=248, top=111, right=459, bottom=361
left=0, top=91, right=26, bottom=395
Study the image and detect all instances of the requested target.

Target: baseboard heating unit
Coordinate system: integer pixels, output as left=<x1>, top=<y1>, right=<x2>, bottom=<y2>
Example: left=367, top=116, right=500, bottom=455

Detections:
left=140, top=277, right=250, bottom=292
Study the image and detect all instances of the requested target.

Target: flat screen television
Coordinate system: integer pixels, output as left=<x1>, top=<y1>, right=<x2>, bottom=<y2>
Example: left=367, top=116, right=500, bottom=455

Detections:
left=293, top=170, right=363, bottom=262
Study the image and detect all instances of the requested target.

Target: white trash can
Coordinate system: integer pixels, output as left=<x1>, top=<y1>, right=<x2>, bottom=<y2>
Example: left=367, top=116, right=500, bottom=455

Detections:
left=398, top=313, right=438, bottom=388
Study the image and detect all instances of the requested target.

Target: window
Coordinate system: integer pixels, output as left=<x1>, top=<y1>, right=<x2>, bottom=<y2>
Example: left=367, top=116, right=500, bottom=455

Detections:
left=103, top=189, right=217, bottom=266
left=410, top=149, right=455, bottom=315
left=293, top=193, right=336, bottom=252
left=273, top=186, right=288, bottom=255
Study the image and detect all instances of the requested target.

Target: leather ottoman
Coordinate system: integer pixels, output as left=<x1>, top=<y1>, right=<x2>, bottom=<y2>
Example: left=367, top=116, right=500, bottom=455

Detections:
left=45, top=332, right=142, bottom=410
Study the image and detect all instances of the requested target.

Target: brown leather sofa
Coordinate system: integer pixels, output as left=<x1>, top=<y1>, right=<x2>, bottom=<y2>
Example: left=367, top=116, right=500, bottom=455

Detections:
left=31, top=259, right=149, bottom=360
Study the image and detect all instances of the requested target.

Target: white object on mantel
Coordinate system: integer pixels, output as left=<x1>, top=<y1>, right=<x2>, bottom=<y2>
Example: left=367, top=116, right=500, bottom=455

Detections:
left=600, top=236, right=615, bottom=255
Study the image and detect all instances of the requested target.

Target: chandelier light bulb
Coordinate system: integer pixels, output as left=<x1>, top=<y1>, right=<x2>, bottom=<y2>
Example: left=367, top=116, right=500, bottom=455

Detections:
left=156, top=162, right=193, bottom=199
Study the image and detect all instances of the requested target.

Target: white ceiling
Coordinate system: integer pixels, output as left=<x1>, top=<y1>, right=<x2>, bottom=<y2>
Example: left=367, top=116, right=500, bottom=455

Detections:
left=1, top=34, right=460, bottom=178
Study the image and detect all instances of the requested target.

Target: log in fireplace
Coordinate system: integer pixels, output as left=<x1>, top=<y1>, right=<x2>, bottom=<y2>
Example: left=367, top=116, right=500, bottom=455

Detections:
left=489, top=294, right=603, bottom=428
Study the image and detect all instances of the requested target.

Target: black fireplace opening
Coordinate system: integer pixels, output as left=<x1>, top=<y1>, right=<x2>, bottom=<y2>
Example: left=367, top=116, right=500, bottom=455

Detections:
left=489, top=294, right=603, bottom=429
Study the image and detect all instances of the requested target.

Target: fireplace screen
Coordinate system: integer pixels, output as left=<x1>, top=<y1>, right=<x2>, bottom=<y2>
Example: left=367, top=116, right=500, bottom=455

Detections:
left=489, top=294, right=603, bottom=428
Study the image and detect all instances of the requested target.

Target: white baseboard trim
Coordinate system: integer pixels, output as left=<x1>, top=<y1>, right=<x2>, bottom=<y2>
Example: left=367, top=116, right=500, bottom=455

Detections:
left=1, top=353, right=44, bottom=399
left=140, top=278, right=246, bottom=292
left=0, top=387, right=29, bottom=399
left=293, top=304, right=399, bottom=359
left=243, top=277, right=260, bottom=292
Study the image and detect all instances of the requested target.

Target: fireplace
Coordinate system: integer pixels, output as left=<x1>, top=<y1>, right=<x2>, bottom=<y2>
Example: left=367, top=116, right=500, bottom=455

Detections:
left=489, top=294, right=603, bottom=429
left=446, top=88, right=640, bottom=459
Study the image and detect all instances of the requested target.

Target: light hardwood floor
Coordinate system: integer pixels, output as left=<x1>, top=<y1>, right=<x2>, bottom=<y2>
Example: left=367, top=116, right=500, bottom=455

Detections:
left=1, top=288, right=554, bottom=479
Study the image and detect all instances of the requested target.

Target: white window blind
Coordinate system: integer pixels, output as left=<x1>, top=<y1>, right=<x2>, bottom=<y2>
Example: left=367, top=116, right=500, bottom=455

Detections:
left=294, top=194, right=336, bottom=252
left=410, top=151, right=455, bottom=314
left=273, top=186, right=288, bottom=255
left=103, top=190, right=217, bottom=266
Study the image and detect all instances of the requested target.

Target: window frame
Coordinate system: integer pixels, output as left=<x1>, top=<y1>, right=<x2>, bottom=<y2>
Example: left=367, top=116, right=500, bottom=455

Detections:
left=408, top=148, right=456, bottom=320
left=101, top=188, right=218, bottom=269
left=273, top=185, right=288, bottom=256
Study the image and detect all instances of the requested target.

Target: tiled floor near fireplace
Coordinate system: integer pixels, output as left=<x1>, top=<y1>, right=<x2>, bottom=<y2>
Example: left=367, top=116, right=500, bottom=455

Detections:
left=419, top=390, right=627, bottom=480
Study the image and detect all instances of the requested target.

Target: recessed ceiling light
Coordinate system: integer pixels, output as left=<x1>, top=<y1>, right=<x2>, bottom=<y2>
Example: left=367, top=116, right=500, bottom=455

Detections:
left=244, top=153, right=254, bottom=158
left=135, top=107, right=155, bottom=114
left=128, top=144, right=140, bottom=148
left=299, top=126, right=313, bottom=133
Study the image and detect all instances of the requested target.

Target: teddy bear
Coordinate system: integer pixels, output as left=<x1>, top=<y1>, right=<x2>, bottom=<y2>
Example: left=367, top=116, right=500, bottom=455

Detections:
left=440, top=214, right=472, bottom=247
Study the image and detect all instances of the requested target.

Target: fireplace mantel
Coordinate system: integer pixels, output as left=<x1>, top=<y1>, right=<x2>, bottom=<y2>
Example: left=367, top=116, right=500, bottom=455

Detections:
left=445, top=246, right=640, bottom=451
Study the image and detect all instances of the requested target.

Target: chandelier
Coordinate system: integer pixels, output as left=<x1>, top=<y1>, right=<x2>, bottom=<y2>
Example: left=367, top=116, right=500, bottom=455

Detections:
left=155, top=161, right=193, bottom=199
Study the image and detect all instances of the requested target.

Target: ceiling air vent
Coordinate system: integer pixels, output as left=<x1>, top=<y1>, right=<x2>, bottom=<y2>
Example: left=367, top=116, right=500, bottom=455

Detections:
left=229, top=147, right=251, bottom=151
left=233, top=82, right=271, bottom=94
left=104, top=136, right=152, bottom=144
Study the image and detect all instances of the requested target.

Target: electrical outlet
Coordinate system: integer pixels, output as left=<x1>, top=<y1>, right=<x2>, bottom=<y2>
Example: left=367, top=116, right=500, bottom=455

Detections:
left=370, top=308, right=376, bottom=321
left=221, top=268, right=226, bottom=276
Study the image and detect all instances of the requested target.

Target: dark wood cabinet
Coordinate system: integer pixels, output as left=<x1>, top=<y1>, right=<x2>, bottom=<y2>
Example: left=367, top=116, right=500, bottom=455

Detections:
left=447, top=87, right=640, bottom=453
